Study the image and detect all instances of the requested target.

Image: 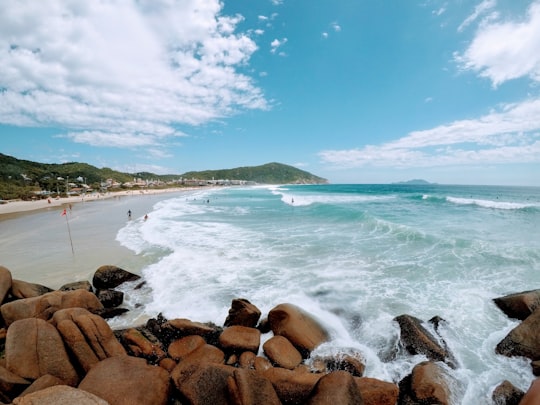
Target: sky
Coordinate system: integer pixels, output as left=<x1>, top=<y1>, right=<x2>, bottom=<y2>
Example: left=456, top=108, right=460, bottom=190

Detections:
left=1, top=0, right=540, bottom=186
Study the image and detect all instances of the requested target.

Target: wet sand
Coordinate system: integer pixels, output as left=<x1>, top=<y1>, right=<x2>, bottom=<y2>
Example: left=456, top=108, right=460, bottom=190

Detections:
left=0, top=188, right=202, bottom=288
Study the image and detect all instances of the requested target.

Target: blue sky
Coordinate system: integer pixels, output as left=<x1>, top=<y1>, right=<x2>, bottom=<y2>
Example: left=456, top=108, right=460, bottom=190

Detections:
left=1, top=0, right=539, bottom=186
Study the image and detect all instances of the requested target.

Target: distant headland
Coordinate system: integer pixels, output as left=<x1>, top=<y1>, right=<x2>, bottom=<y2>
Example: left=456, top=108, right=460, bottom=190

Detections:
left=393, top=179, right=435, bottom=185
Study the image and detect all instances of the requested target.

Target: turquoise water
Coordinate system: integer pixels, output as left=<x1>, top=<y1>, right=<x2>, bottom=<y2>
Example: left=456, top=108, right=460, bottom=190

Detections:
left=115, top=184, right=540, bottom=403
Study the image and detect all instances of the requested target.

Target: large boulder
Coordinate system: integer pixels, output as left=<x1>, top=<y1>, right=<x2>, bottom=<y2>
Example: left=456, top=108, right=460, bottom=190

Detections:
left=307, top=370, right=363, bottom=405
left=92, top=265, right=140, bottom=290
left=219, top=326, right=261, bottom=354
left=227, top=368, right=281, bottom=405
left=354, top=377, right=399, bottom=405
left=0, top=266, right=13, bottom=304
left=163, top=318, right=221, bottom=343
left=0, top=365, right=31, bottom=399
left=95, top=289, right=123, bottom=308
left=496, top=308, right=540, bottom=360
left=224, top=298, right=262, bottom=328
left=491, top=380, right=524, bottom=405
left=398, top=361, right=455, bottom=405
left=263, top=335, right=303, bottom=370
left=59, top=280, right=93, bottom=292
left=5, top=318, right=79, bottom=386
left=394, top=314, right=457, bottom=368
left=262, top=366, right=322, bottom=404
left=51, top=308, right=126, bottom=372
left=520, top=378, right=540, bottom=405
left=16, top=374, right=65, bottom=398
left=120, top=327, right=166, bottom=363
left=10, top=279, right=53, bottom=299
left=1, top=290, right=103, bottom=326
left=78, top=355, right=170, bottom=405
left=311, top=351, right=366, bottom=377
left=12, top=385, right=109, bottom=405
left=268, top=303, right=329, bottom=357
left=494, top=289, right=540, bottom=321
left=168, top=335, right=206, bottom=361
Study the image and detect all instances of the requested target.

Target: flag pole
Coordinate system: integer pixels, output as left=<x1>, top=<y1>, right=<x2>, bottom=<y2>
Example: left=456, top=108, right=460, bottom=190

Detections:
left=62, top=209, right=75, bottom=254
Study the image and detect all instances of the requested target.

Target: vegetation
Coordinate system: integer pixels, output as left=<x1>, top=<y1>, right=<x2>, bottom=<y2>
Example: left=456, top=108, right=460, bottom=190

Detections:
left=0, top=154, right=327, bottom=200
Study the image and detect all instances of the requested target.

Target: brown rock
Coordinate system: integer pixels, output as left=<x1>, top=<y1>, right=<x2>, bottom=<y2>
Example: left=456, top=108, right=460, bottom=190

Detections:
left=520, top=378, right=540, bottom=405
left=95, top=289, right=124, bottom=308
left=58, top=280, right=93, bottom=292
left=51, top=308, right=126, bottom=372
left=164, top=318, right=219, bottom=338
left=16, top=374, right=65, bottom=398
left=496, top=308, right=540, bottom=360
left=10, top=279, right=53, bottom=299
left=1, top=290, right=103, bottom=326
left=170, top=343, right=225, bottom=384
left=491, top=380, right=524, bottom=405
left=5, top=318, right=79, bottom=386
left=532, top=360, right=540, bottom=376
left=224, top=298, right=262, bottom=328
left=306, top=370, right=363, bottom=405
left=0, top=266, right=13, bottom=305
left=268, top=303, right=329, bottom=357
left=394, top=314, right=457, bottom=368
left=219, top=325, right=261, bottom=354
left=400, top=361, right=454, bottom=405
left=121, top=328, right=166, bottom=362
left=13, top=385, right=109, bottom=404
left=92, top=265, right=140, bottom=290
left=0, top=364, right=30, bottom=399
left=79, top=355, right=170, bottom=405
left=311, top=351, right=366, bottom=377
left=172, top=362, right=235, bottom=405
left=355, top=377, right=399, bottom=405
left=168, top=335, right=206, bottom=361
left=254, top=356, right=273, bottom=372
left=227, top=368, right=281, bottom=405
left=238, top=351, right=257, bottom=369
left=158, top=357, right=176, bottom=373
left=263, top=335, right=303, bottom=370
left=263, top=366, right=322, bottom=404
left=494, top=289, right=540, bottom=320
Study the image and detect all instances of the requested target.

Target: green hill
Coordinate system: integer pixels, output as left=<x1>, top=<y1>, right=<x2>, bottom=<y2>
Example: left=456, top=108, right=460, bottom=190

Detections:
left=0, top=154, right=327, bottom=200
left=181, top=162, right=327, bottom=185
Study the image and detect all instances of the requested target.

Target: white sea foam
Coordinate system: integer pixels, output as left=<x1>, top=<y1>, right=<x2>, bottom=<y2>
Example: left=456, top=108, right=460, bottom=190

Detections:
left=446, top=196, right=535, bottom=210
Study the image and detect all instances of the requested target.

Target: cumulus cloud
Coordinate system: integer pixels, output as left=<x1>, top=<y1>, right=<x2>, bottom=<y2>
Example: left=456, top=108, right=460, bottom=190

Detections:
left=319, top=99, right=540, bottom=168
left=0, top=0, right=267, bottom=150
left=456, top=1, right=540, bottom=86
left=270, top=38, right=288, bottom=55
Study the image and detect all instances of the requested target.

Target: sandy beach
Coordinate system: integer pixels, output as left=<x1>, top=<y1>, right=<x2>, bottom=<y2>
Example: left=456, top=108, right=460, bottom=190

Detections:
left=0, top=186, right=207, bottom=289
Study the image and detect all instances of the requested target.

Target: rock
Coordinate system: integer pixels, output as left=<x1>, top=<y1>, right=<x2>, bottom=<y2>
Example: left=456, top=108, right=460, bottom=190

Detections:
left=12, top=385, right=109, bottom=405
left=16, top=374, right=65, bottom=398
left=94, top=307, right=129, bottom=319
left=51, top=308, right=126, bottom=372
left=219, top=325, right=261, bottom=354
left=10, top=279, right=53, bottom=299
left=520, top=378, right=540, bottom=405
left=262, top=366, right=322, bottom=404
left=306, top=370, right=363, bottom=405
left=268, top=303, right=329, bottom=357
left=120, top=327, right=166, bottom=363
left=168, top=335, right=206, bottom=361
left=532, top=360, right=540, bottom=376
left=1, top=290, right=103, bottom=326
left=263, top=335, right=303, bottom=370
left=494, top=289, right=540, bottom=320
left=78, top=355, right=170, bottom=405
left=0, top=266, right=12, bottom=304
left=254, top=356, right=273, bottom=372
left=354, top=377, right=399, bottom=405
left=399, top=361, right=454, bottom=405
left=394, top=314, right=457, bottom=368
left=92, top=265, right=140, bottom=290
left=496, top=308, right=540, bottom=360
left=58, top=280, right=93, bottom=292
left=163, top=318, right=221, bottom=343
left=95, top=289, right=123, bottom=308
left=224, top=298, right=262, bottom=328
left=158, top=357, right=176, bottom=373
left=5, top=318, right=79, bottom=386
left=0, top=364, right=31, bottom=399
left=238, top=351, right=257, bottom=369
left=491, top=380, right=524, bottom=405
left=311, top=351, right=366, bottom=377
left=171, top=362, right=235, bottom=405
left=227, top=368, right=281, bottom=405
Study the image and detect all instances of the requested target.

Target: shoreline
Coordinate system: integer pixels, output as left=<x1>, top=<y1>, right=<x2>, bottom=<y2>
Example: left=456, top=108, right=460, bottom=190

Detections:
left=0, top=187, right=205, bottom=219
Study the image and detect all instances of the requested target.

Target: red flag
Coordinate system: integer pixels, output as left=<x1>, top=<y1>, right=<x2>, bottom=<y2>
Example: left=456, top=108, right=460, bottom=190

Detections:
left=61, top=209, right=66, bottom=216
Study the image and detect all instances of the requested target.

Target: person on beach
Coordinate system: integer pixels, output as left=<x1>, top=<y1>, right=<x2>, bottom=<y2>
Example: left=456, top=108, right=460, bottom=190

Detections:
left=127, top=209, right=132, bottom=219
left=144, top=214, right=148, bottom=221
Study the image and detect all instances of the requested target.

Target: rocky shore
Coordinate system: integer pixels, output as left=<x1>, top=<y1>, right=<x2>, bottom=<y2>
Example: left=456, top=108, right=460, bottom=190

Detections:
left=0, top=264, right=538, bottom=404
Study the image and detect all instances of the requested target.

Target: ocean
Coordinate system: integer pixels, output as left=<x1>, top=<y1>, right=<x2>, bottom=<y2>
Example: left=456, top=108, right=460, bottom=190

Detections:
left=2, top=184, right=539, bottom=403
left=111, top=183, right=540, bottom=403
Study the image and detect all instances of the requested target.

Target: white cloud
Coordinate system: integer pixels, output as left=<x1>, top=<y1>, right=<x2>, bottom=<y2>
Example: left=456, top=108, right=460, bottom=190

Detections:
left=270, top=38, right=288, bottom=54
left=319, top=98, right=540, bottom=168
left=458, top=0, right=496, bottom=32
left=0, top=0, right=267, bottom=150
left=322, top=32, right=329, bottom=39
left=456, top=1, right=540, bottom=86
left=331, top=22, right=341, bottom=32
